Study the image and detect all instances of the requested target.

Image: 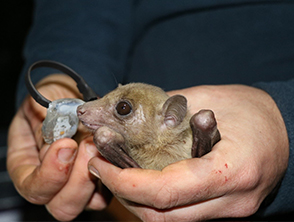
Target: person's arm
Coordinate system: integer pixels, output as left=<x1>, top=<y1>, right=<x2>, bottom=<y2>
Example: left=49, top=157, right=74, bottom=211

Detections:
left=88, top=83, right=289, bottom=221
left=17, top=0, right=134, bottom=107
left=8, top=1, right=133, bottom=221
left=8, top=74, right=109, bottom=221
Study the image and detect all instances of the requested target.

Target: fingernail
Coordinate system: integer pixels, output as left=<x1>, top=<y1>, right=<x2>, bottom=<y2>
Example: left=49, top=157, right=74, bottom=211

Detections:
left=58, top=148, right=77, bottom=163
left=88, top=165, right=100, bottom=179
left=86, top=143, right=98, bottom=157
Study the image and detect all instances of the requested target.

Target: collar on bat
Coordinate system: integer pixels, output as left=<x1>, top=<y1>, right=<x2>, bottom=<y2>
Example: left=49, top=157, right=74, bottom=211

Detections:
left=25, top=60, right=98, bottom=108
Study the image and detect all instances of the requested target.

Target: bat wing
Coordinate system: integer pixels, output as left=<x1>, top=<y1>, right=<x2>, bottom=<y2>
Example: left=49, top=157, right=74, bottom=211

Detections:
left=93, top=126, right=141, bottom=169
left=190, top=109, right=221, bottom=158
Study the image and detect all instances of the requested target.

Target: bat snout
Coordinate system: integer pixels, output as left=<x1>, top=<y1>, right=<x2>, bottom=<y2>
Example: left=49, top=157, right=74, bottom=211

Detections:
left=76, top=105, right=91, bottom=123
left=76, top=104, right=107, bottom=131
left=76, top=105, right=86, bottom=117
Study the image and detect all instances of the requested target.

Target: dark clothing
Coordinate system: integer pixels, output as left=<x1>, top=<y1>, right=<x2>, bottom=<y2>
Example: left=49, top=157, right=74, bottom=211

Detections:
left=17, top=0, right=294, bottom=217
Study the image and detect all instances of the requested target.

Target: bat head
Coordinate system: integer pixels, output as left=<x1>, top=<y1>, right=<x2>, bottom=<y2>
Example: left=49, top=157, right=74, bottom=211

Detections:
left=77, top=83, right=190, bottom=149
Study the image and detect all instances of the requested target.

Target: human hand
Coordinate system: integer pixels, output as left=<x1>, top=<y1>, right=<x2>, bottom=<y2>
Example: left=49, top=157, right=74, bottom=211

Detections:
left=88, top=84, right=289, bottom=221
left=7, top=74, right=111, bottom=221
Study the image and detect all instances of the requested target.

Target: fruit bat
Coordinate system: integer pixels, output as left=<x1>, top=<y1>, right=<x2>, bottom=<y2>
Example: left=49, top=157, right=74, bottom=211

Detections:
left=77, top=83, right=220, bottom=170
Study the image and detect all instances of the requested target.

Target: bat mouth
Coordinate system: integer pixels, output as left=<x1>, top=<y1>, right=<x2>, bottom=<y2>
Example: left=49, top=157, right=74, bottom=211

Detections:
left=81, top=121, right=103, bottom=131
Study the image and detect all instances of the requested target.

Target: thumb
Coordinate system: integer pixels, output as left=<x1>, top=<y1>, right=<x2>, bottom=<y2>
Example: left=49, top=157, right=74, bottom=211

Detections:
left=13, top=138, right=78, bottom=204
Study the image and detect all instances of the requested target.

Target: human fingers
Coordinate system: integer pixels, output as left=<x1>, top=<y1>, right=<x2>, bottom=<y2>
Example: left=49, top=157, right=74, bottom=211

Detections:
left=21, top=96, right=47, bottom=150
left=8, top=105, right=109, bottom=222
left=88, top=139, right=271, bottom=221
left=45, top=137, right=112, bottom=221
left=116, top=179, right=265, bottom=222
left=8, top=111, right=78, bottom=204
left=88, top=145, right=236, bottom=210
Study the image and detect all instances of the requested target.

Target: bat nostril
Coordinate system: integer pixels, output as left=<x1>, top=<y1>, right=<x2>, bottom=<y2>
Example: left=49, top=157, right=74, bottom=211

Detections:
left=77, top=106, right=86, bottom=116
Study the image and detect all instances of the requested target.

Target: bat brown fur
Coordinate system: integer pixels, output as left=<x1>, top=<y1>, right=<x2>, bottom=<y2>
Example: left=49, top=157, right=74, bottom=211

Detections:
left=77, top=83, right=219, bottom=170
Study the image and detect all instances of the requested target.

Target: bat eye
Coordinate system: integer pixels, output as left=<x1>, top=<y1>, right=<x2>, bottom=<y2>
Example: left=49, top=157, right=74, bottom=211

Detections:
left=116, top=101, right=132, bottom=116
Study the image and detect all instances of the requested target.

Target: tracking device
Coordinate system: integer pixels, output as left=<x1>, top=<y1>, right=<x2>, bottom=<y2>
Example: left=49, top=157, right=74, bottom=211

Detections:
left=25, top=60, right=98, bottom=143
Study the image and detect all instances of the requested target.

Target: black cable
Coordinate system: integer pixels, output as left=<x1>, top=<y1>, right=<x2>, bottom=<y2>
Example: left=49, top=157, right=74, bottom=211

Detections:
left=25, top=60, right=98, bottom=108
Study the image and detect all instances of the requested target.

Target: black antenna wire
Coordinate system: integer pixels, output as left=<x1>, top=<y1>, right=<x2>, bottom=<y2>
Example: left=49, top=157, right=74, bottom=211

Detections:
left=25, top=60, right=98, bottom=108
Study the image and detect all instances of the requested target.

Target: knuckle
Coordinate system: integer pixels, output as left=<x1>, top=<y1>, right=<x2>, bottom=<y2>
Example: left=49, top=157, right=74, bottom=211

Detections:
left=152, top=183, right=179, bottom=209
left=110, top=169, right=133, bottom=198
left=25, top=194, right=49, bottom=205
left=230, top=197, right=260, bottom=218
left=140, top=210, right=168, bottom=222
left=241, top=203, right=260, bottom=217
left=22, top=184, right=51, bottom=205
left=237, top=162, right=260, bottom=191
left=46, top=205, right=79, bottom=222
left=108, top=182, right=124, bottom=199
left=109, top=180, right=122, bottom=197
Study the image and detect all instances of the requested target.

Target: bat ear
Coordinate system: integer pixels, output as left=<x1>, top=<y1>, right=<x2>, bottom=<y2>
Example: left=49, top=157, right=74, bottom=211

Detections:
left=162, top=95, right=187, bottom=128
